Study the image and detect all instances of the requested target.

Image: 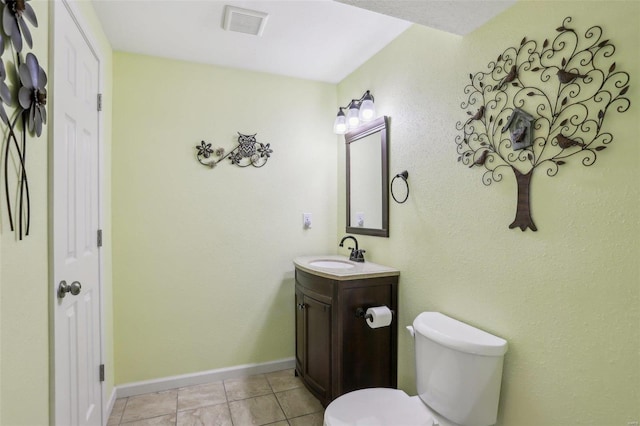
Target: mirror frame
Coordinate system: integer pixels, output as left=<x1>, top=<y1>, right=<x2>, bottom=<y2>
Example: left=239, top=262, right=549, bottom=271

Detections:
left=345, top=115, right=389, bottom=237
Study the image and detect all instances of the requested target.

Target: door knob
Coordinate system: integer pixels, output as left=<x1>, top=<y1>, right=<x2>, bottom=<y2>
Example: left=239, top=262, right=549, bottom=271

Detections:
left=58, top=280, right=82, bottom=299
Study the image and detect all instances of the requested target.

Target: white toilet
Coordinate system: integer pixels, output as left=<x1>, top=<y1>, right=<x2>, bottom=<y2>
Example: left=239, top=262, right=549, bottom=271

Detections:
left=324, top=312, right=508, bottom=426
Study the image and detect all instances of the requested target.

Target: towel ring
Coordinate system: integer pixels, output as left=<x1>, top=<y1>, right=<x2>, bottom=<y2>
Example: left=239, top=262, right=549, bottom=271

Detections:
left=391, top=170, right=409, bottom=204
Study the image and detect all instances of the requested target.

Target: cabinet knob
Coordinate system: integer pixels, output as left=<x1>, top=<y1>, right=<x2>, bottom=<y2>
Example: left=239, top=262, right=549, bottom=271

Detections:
left=297, top=303, right=305, bottom=310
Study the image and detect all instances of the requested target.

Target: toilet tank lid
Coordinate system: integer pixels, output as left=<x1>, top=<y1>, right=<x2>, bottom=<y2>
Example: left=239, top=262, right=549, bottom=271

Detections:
left=414, top=312, right=508, bottom=356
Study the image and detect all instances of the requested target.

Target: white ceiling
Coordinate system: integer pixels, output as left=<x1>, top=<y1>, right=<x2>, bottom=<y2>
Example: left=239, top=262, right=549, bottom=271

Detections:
left=91, top=0, right=515, bottom=83
left=337, top=0, right=515, bottom=36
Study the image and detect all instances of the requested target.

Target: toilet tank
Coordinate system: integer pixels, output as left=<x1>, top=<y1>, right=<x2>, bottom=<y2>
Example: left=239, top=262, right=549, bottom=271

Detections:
left=413, top=312, right=508, bottom=426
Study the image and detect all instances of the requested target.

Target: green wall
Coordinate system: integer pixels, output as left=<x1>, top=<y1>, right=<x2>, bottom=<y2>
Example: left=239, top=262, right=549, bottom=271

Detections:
left=0, top=2, right=50, bottom=424
left=111, top=52, right=338, bottom=383
left=337, top=1, right=639, bottom=425
left=0, top=119, right=49, bottom=424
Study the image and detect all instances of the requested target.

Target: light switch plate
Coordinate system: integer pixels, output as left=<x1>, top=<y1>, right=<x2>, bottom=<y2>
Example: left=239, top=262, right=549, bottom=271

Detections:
left=303, top=213, right=312, bottom=229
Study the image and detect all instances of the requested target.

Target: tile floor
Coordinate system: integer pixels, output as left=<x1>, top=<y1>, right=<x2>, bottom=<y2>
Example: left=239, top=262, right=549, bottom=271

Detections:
left=107, top=369, right=324, bottom=426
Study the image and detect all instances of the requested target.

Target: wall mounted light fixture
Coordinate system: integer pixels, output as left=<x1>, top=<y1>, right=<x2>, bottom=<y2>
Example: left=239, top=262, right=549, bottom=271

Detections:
left=333, top=90, right=376, bottom=134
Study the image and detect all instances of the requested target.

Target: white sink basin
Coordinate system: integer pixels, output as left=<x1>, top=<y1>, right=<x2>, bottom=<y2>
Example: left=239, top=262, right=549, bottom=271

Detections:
left=309, top=260, right=355, bottom=270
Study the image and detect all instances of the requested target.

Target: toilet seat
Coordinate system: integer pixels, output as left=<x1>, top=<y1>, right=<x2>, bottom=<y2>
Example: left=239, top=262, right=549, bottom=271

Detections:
left=324, top=388, right=435, bottom=426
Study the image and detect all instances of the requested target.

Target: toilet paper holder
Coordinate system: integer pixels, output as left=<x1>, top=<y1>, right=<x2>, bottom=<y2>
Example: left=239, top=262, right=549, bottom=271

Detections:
left=355, top=307, right=395, bottom=321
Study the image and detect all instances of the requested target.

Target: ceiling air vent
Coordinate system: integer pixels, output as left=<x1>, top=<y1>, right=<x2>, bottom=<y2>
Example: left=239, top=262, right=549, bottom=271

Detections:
left=223, top=5, right=269, bottom=36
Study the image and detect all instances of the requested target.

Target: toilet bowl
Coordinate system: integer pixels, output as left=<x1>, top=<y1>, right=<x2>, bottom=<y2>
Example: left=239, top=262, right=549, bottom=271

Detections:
left=324, top=312, right=508, bottom=426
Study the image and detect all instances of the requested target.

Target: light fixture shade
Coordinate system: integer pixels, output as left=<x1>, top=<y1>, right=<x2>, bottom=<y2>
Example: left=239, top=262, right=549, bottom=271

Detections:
left=333, top=109, right=347, bottom=134
left=334, top=91, right=376, bottom=134
left=359, top=95, right=375, bottom=122
left=346, top=101, right=360, bottom=130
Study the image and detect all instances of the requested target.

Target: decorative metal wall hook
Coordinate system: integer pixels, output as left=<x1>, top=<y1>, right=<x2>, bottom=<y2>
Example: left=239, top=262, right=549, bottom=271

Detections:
left=196, top=132, right=273, bottom=169
left=455, top=17, right=631, bottom=231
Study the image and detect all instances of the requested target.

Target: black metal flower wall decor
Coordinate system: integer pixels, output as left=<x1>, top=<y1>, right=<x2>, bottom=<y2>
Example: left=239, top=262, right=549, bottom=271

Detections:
left=455, top=17, right=631, bottom=231
left=196, top=133, right=273, bottom=169
left=0, top=0, right=46, bottom=240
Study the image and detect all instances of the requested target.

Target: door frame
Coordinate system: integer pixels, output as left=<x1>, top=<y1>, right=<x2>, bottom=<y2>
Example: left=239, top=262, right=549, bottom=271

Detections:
left=49, top=0, right=107, bottom=423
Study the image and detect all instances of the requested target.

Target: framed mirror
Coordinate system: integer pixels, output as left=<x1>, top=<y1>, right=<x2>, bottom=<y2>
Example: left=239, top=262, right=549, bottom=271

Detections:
left=346, top=116, right=389, bottom=237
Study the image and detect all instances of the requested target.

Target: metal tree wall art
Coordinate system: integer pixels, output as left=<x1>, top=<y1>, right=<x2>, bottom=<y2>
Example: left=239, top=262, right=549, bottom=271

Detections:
left=0, top=0, right=46, bottom=239
left=196, top=132, right=273, bottom=169
left=455, top=17, right=631, bottom=231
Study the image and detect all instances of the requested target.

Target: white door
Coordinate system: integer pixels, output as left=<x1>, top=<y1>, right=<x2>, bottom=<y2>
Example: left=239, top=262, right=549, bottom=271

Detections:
left=52, top=1, right=103, bottom=425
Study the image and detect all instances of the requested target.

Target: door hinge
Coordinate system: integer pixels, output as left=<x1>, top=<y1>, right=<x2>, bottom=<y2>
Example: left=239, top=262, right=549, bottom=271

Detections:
left=97, top=229, right=103, bottom=248
left=99, top=364, right=105, bottom=382
left=97, top=93, right=103, bottom=112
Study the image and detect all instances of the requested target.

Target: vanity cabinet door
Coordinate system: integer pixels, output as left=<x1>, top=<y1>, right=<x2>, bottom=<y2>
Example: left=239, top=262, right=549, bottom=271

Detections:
left=294, top=288, right=305, bottom=376
left=303, top=295, right=331, bottom=400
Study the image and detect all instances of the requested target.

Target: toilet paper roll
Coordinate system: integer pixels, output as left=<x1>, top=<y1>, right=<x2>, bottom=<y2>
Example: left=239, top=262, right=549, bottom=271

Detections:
left=366, top=306, right=393, bottom=329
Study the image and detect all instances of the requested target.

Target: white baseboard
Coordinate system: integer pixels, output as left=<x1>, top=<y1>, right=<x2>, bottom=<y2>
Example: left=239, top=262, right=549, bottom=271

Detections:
left=115, top=358, right=295, bottom=399
left=104, top=387, right=117, bottom=424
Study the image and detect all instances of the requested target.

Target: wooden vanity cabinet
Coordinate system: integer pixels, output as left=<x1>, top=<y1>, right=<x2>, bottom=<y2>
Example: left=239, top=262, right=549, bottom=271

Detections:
left=294, top=267, right=398, bottom=407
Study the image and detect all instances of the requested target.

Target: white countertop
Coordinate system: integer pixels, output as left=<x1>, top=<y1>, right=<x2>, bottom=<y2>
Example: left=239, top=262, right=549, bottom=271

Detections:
left=293, top=255, right=400, bottom=281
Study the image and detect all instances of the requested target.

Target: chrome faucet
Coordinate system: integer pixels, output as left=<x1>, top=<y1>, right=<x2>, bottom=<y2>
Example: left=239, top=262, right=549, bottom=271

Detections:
left=339, top=235, right=366, bottom=262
